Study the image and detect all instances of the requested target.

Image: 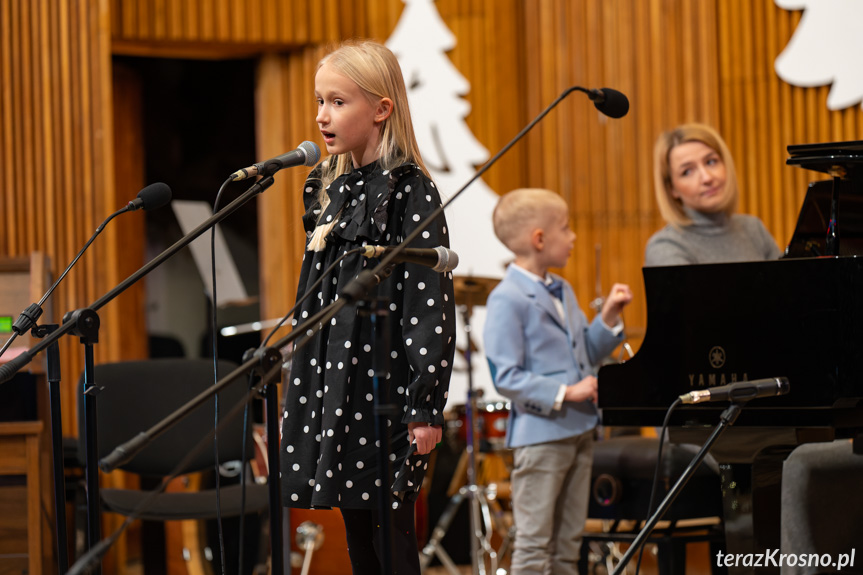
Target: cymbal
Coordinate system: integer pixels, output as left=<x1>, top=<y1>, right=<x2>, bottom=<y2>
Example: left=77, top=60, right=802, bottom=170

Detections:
left=453, top=275, right=500, bottom=306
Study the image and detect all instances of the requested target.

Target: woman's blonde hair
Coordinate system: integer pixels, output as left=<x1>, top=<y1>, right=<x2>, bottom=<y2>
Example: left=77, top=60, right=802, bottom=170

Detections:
left=308, top=40, right=428, bottom=250
left=653, top=123, right=739, bottom=227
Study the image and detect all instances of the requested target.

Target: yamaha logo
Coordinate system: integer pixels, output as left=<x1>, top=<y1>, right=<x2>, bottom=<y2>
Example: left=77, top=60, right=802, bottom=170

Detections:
left=709, top=346, right=726, bottom=369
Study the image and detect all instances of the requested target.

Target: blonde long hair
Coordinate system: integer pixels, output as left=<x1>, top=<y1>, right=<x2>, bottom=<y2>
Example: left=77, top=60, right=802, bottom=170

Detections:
left=653, top=123, right=739, bottom=227
left=308, top=40, right=429, bottom=250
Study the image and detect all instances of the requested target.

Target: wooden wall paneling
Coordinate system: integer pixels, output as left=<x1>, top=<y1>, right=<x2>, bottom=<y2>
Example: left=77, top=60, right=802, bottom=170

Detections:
left=39, top=0, right=58, bottom=273
left=579, top=0, right=609, bottom=312
left=290, top=0, right=310, bottom=44
left=309, top=0, right=326, bottom=44
left=488, top=0, right=529, bottom=195
left=609, top=0, right=639, bottom=324
left=764, top=1, right=786, bottom=244
left=520, top=0, right=541, bottom=187
left=153, top=0, right=167, bottom=39
left=256, top=53, right=294, bottom=328
left=167, top=0, right=182, bottom=40
left=630, top=0, right=654, bottom=329
left=602, top=0, right=627, bottom=305
left=0, top=0, right=10, bottom=255
left=263, top=0, right=278, bottom=43
left=32, top=0, right=47, bottom=257
left=256, top=48, right=324, bottom=333
left=22, top=0, right=37, bottom=254
left=109, top=62, right=149, bottom=364
left=574, top=0, right=599, bottom=304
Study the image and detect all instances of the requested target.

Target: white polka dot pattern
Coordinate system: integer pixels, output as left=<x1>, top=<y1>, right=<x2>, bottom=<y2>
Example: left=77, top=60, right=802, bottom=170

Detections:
left=280, top=162, right=457, bottom=510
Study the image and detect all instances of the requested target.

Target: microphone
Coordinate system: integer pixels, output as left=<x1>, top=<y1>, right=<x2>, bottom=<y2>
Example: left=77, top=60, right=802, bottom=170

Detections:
left=586, top=87, right=630, bottom=119
left=230, top=141, right=321, bottom=181
left=361, top=245, right=459, bottom=273
left=1, top=183, right=173, bottom=357
left=678, top=377, right=790, bottom=404
left=125, top=182, right=172, bottom=212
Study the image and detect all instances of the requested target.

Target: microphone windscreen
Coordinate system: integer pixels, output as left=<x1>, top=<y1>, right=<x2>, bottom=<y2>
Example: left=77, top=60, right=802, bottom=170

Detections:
left=594, top=88, right=629, bottom=119
left=137, top=182, right=172, bottom=211
left=299, top=141, right=321, bottom=167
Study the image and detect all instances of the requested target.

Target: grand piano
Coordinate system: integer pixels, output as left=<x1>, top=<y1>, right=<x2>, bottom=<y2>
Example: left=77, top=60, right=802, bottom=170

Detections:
left=598, top=140, right=863, bottom=573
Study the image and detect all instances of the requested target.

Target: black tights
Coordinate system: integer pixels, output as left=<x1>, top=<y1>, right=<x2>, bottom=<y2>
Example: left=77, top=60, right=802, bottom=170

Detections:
left=340, top=504, right=421, bottom=575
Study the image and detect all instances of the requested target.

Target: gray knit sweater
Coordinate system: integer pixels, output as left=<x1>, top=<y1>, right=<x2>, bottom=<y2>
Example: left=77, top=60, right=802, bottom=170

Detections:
left=644, top=209, right=782, bottom=266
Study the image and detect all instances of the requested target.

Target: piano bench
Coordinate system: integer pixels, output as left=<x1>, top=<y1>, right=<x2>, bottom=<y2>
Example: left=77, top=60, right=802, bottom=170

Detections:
left=582, top=436, right=727, bottom=575
left=581, top=518, right=726, bottom=575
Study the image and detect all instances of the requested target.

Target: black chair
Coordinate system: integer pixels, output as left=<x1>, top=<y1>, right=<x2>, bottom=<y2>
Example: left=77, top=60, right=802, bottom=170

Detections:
left=75, top=358, right=270, bottom=572
left=581, top=436, right=726, bottom=575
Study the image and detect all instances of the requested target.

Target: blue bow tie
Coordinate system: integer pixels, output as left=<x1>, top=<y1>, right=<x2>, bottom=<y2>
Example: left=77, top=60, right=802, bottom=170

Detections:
left=543, top=278, right=564, bottom=300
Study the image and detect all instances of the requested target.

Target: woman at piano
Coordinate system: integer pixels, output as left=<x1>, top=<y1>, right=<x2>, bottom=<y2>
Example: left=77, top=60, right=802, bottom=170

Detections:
left=645, top=123, right=782, bottom=266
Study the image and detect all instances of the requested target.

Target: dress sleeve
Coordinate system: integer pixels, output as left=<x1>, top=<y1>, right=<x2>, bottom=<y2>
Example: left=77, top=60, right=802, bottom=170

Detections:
left=390, top=170, right=457, bottom=427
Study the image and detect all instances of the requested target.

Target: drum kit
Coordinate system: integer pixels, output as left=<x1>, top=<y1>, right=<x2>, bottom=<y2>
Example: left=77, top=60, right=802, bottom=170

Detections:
left=419, top=275, right=516, bottom=575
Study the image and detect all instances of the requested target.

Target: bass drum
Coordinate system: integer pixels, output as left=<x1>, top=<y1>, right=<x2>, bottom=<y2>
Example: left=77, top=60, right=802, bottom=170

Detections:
left=288, top=508, right=351, bottom=575
left=449, top=400, right=511, bottom=450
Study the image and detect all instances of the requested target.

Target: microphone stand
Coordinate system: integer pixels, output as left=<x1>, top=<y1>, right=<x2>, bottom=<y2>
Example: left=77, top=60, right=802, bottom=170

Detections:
left=0, top=175, right=275, bottom=385
left=362, top=293, right=397, bottom=575
left=0, top=175, right=277, bottom=573
left=0, top=200, right=162, bottom=574
left=94, top=268, right=388, bottom=574
left=610, top=401, right=746, bottom=575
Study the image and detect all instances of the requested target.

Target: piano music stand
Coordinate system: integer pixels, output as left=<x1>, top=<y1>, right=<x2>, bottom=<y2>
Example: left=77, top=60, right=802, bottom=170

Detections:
left=786, top=139, right=863, bottom=256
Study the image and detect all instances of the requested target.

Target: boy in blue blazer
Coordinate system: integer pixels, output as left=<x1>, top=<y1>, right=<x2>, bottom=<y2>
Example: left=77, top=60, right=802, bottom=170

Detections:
left=484, top=188, right=633, bottom=575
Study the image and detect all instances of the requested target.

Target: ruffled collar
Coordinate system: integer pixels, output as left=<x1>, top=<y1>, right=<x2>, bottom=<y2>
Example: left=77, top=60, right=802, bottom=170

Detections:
left=303, top=161, right=421, bottom=245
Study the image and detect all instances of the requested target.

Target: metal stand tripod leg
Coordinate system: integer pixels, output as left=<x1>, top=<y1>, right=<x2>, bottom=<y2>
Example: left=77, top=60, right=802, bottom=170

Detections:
left=419, top=297, right=512, bottom=575
left=419, top=481, right=513, bottom=574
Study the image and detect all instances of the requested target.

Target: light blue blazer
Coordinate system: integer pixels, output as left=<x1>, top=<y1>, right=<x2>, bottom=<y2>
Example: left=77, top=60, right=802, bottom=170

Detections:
left=483, top=266, right=623, bottom=448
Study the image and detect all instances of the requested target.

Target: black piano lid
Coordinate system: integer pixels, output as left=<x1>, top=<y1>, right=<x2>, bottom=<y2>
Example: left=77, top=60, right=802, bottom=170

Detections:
left=784, top=139, right=863, bottom=258
left=786, top=139, right=863, bottom=177
left=784, top=179, right=863, bottom=258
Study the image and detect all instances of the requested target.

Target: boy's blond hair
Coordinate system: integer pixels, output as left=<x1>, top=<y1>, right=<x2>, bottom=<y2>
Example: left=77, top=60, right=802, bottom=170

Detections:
left=493, top=188, right=568, bottom=255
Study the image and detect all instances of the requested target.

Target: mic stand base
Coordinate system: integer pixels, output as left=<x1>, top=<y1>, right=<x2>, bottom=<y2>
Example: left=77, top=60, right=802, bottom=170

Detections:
left=420, top=302, right=513, bottom=575
left=32, top=323, right=70, bottom=574
left=611, top=402, right=744, bottom=575
left=67, top=309, right=103, bottom=575
left=246, top=347, right=286, bottom=575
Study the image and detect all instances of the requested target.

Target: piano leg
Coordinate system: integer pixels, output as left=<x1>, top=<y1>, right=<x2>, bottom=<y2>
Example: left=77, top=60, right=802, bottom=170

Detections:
left=718, top=446, right=796, bottom=575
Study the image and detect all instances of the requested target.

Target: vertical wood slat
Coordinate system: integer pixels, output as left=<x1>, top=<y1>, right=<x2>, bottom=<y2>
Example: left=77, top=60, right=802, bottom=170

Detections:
left=1, top=0, right=15, bottom=255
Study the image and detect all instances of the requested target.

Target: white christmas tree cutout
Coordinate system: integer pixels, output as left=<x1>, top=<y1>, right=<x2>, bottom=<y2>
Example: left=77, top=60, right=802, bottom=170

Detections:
left=775, top=0, right=863, bottom=111
left=387, top=0, right=511, bottom=280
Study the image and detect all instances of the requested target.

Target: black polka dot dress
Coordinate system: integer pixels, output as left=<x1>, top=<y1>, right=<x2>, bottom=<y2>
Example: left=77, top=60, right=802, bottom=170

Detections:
left=279, top=160, right=457, bottom=510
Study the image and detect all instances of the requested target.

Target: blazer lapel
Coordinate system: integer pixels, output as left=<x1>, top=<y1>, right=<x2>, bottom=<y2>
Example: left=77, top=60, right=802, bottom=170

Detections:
left=508, top=267, right=567, bottom=332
